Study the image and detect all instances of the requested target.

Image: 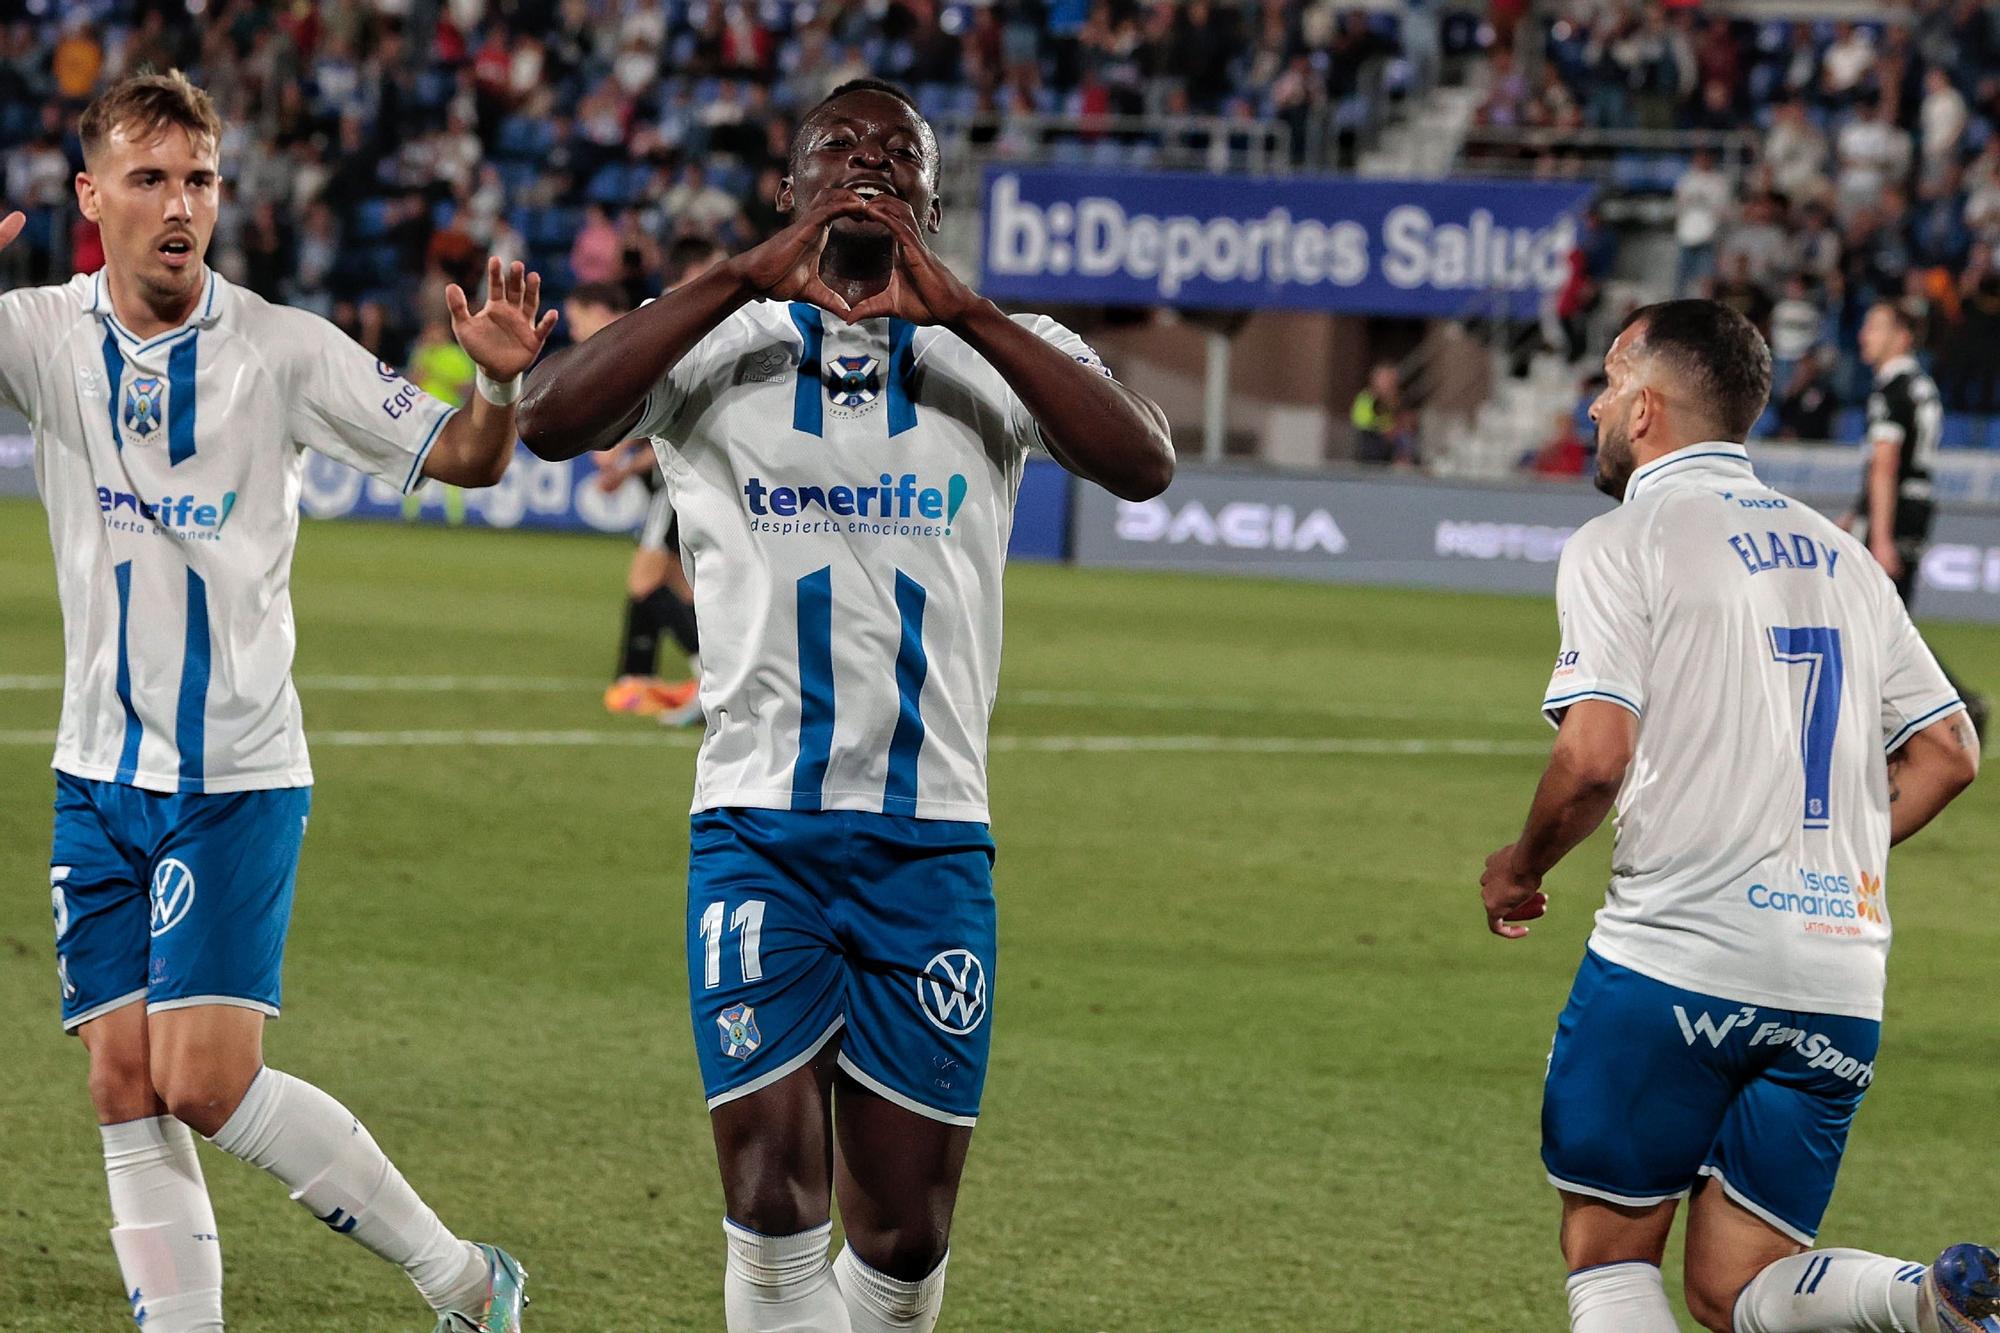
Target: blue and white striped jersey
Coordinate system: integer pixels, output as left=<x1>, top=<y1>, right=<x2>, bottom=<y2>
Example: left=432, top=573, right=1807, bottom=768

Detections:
left=1543, top=443, right=1962, bottom=1019
left=2, top=269, right=456, bottom=793
left=640, top=299, right=1104, bottom=823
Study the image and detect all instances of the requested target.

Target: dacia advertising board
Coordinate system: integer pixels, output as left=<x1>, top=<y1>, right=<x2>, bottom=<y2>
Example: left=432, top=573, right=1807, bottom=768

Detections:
left=980, top=169, right=1595, bottom=318
left=1073, top=461, right=2000, bottom=623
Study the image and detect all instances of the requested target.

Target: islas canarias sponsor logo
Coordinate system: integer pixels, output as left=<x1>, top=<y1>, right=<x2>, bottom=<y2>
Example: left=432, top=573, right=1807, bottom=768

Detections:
left=97, top=486, right=237, bottom=540
left=742, top=472, right=970, bottom=538
left=1744, top=868, right=1885, bottom=939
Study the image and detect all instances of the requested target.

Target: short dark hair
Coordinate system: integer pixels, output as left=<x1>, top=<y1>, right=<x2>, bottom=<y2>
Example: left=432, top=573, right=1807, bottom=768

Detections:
left=565, top=281, right=630, bottom=314
left=666, top=235, right=725, bottom=287
left=1869, top=298, right=1922, bottom=344
left=789, top=77, right=937, bottom=184
left=1619, top=299, right=1773, bottom=439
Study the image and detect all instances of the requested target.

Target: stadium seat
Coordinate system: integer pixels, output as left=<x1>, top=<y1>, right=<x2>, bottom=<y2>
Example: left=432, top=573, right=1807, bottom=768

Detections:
left=353, top=199, right=391, bottom=241
left=1943, top=415, right=1978, bottom=449
left=1836, top=408, right=1867, bottom=441
left=494, top=117, right=538, bottom=160
left=586, top=164, right=631, bottom=206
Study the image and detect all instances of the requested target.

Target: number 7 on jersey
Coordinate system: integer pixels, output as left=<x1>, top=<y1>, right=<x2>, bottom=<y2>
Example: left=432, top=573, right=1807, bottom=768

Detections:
left=1768, top=626, right=1844, bottom=830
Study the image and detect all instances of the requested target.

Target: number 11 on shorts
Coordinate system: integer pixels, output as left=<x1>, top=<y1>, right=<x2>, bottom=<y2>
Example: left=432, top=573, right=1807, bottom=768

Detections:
left=699, top=900, right=766, bottom=989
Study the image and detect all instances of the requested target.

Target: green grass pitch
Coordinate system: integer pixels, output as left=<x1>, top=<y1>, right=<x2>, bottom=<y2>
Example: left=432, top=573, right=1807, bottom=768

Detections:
left=2, top=496, right=1995, bottom=1331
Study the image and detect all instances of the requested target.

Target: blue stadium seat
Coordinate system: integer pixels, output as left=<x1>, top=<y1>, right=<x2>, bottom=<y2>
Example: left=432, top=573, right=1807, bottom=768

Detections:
left=915, top=83, right=952, bottom=121
left=415, top=69, right=455, bottom=110
left=1836, top=407, right=1866, bottom=440
left=1943, top=415, right=1978, bottom=448
left=586, top=163, right=630, bottom=205
left=532, top=208, right=580, bottom=249
left=497, top=160, right=538, bottom=201
left=1752, top=405, right=1779, bottom=440
left=1984, top=416, right=2000, bottom=449
left=431, top=200, right=457, bottom=229
left=353, top=199, right=391, bottom=241
left=494, top=117, right=532, bottom=159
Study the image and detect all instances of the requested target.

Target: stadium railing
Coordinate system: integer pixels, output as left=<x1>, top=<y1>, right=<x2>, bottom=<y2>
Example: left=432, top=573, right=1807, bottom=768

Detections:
left=1452, top=127, right=1761, bottom=191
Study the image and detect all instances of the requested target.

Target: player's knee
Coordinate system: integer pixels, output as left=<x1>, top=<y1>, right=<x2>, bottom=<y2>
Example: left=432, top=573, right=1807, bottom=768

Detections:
left=721, top=1164, right=826, bottom=1240
left=844, top=1219, right=950, bottom=1283
left=1683, top=1267, right=1746, bottom=1332
left=86, top=1041, right=159, bottom=1123
left=151, top=1059, right=257, bottom=1137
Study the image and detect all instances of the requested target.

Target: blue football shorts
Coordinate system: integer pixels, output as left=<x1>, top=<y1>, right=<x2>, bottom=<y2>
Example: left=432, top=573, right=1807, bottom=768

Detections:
left=686, top=808, right=997, bottom=1125
left=1542, top=948, right=1881, bottom=1243
left=49, top=772, right=312, bottom=1031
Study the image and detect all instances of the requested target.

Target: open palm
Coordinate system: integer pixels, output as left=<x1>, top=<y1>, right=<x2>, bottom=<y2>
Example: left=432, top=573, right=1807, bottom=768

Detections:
left=448, top=257, right=558, bottom=381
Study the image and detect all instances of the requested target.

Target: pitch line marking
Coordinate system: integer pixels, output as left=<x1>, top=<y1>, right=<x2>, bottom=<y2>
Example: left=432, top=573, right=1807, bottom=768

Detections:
left=0, top=729, right=1544, bottom=757
left=0, top=676, right=1530, bottom=723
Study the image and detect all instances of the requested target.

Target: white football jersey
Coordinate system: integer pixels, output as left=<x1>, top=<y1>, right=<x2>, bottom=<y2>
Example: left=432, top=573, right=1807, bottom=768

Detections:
left=2, top=269, right=455, bottom=793
left=1544, top=443, right=1963, bottom=1019
left=640, top=299, right=1106, bottom=823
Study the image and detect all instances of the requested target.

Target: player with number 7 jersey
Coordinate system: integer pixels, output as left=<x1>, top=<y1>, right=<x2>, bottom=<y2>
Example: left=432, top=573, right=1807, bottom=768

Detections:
left=1479, top=301, right=1991, bottom=1333
left=519, top=79, right=1173, bottom=1333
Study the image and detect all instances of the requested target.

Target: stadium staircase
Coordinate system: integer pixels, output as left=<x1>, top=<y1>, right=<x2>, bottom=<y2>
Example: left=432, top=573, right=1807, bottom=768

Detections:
left=1356, top=81, right=1483, bottom=180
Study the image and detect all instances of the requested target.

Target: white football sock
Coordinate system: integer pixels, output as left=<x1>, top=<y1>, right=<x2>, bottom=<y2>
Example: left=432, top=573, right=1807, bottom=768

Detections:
left=207, top=1067, right=486, bottom=1313
left=1566, top=1261, right=1679, bottom=1332
left=102, top=1116, right=223, bottom=1333
left=1733, top=1249, right=1926, bottom=1332
left=834, top=1244, right=948, bottom=1332
left=723, top=1219, right=852, bottom=1333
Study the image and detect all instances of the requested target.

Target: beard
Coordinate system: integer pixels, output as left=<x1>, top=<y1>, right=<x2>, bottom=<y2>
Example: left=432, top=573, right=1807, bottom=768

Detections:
left=1593, top=417, right=1635, bottom=501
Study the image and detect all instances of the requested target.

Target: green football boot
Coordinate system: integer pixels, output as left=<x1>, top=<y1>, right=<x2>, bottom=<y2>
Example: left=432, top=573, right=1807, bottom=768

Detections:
left=433, top=1242, right=527, bottom=1332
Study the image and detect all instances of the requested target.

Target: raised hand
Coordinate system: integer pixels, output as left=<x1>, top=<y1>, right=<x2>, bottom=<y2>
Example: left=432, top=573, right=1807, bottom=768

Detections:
left=731, top=191, right=873, bottom=317
left=843, top=197, right=983, bottom=326
left=447, top=257, right=559, bottom=382
left=0, top=211, right=24, bottom=253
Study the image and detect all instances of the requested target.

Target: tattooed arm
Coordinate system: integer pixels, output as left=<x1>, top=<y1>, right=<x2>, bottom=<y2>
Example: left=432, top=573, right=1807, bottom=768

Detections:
left=1887, top=711, right=1980, bottom=846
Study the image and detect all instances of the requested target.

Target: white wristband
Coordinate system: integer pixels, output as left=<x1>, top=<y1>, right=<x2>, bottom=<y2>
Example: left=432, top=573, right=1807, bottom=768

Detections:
left=475, top=368, right=523, bottom=406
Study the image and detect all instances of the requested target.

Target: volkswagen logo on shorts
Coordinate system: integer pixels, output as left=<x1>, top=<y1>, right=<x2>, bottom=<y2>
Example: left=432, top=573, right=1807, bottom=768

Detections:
left=917, top=949, right=988, bottom=1035
left=149, top=859, right=196, bottom=937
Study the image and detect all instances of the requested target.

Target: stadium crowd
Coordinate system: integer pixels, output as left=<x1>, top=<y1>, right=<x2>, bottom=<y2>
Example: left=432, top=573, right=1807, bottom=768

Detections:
left=11, top=1, right=2000, bottom=448
left=1502, top=1, right=2000, bottom=439
left=0, top=0, right=1420, bottom=373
